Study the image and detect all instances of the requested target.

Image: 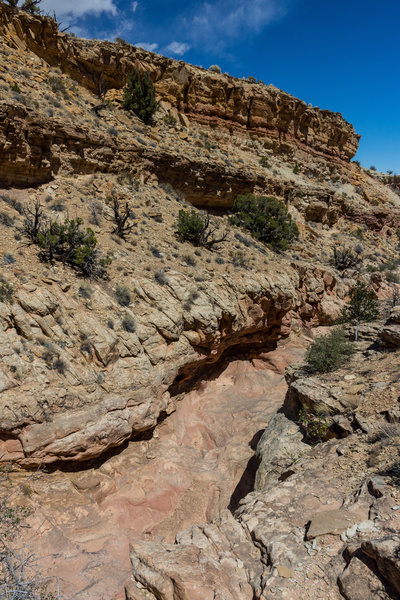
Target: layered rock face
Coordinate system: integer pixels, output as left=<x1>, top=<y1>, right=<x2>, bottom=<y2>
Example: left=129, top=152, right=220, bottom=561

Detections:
left=0, top=232, right=343, bottom=466
left=0, top=4, right=359, bottom=163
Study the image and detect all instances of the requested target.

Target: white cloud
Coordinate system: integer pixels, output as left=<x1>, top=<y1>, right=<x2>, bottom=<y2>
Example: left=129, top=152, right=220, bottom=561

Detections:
left=41, top=0, right=117, bottom=18
left=182, top=0, right=287, bottom=48
left=135, top=42, right=159, bottom=52
left=165, top=41, right=190, bottom=56
left=131, top=1, right=139, bottom=13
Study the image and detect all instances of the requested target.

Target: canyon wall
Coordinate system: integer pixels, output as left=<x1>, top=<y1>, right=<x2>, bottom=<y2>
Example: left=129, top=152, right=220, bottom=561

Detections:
left=0, top=3, right=359, bottom=162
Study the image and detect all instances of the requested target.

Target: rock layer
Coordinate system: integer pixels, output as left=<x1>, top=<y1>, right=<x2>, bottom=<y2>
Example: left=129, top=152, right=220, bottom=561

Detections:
left=0, top=4, right=359, bottom=163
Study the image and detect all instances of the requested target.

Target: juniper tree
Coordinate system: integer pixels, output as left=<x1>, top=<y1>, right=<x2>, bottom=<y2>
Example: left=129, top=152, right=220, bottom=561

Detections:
left=230, top=194, right=298, bottom=251
left=122, top=69, right=157, bottom=124
left=341, top=281, right=379, bottom=341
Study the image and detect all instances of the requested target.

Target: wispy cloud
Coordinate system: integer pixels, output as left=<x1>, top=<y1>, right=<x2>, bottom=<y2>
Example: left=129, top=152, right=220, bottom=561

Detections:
left=43, top=0, right=292, bottom=62
left=135, top=42, right=159, bottom=52
left=165, top=41, right=191, bottom=56
left=181, top=0, right=287, bottom=51
left=41, top=0, right=117, bottom=18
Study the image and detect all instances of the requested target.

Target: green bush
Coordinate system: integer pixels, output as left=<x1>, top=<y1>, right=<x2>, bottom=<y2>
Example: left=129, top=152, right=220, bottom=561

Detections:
left=298, top=408, right=328, bottom=444
left=122, top=69, right=157, bottom=124
left=341, top=281, right=379, bottom=341
left=177, top=209, right=227, bottom=250
left=177, top=209, right=205, bottom=242
left=230, top=194, right=298, bottom=251
left=306, top=328, right=355, bottom=373
left=10, top=82, right=21, bottom=94
left=35, top=217, right=111, bottom=278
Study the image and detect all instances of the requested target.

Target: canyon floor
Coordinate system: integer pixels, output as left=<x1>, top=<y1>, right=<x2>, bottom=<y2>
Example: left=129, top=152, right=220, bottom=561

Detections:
left=10, top=340, right=304, bottom=599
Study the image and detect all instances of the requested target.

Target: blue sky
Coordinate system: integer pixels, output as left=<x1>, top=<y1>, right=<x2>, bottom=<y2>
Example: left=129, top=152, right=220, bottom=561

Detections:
left=40, top=0, right=400, bottom=173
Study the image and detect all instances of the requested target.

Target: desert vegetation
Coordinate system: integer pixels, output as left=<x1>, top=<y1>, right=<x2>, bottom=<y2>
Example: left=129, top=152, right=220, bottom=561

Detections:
left=306, top=328, right=355, bottom=373
left=122, top=68, right=157, bottom=124
left=176, top=208, right=227, bottom=250
left=230, top=194, right=298, bottom=251
left=341, top=280, right=379, bottom=341
left=22, top=203, right=111, bottom=278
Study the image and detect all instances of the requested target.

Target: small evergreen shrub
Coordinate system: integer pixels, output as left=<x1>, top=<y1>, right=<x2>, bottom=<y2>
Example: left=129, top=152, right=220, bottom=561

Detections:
left=22, top=205, right=111, bottom=277
left=35, top=217, right=110, bottom=278
left=209, top=65, right=221, bottom=73
left=122, top=69, right=157, bottom=124
left=177, top=209, right=227, bottom=250
left=341, top=281, right=379, bottom=341
left=178, top=209, right=205, bottom=243
left=230, top=194, right=298, bottom=251
left=10, top=82, right=21, bottom=94
left=306, top=328, right=355, bottom=373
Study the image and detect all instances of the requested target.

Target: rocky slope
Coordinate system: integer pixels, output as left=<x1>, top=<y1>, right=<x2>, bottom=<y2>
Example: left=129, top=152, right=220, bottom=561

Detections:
left=0, top=4, right=400, bottom=599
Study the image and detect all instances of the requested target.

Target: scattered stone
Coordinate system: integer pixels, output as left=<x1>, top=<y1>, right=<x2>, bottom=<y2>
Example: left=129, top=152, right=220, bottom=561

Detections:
left=368, top=476, right=386, bottom=498
left=307, top=510, right=359, bottom=540
left=276, top=565, right=294, bottom=578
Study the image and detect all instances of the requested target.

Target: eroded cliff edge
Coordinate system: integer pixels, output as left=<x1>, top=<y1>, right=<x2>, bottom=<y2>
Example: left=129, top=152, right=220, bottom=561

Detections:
left=0, top=3, right=359, bottom=190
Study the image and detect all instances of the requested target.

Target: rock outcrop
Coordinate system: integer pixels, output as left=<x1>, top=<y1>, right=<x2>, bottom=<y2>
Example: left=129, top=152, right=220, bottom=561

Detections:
left=0, top=249, right=342, bottom=465
left=0, top=3, right=359, bottom=163
left=381, top=306, right=400, bottom=347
